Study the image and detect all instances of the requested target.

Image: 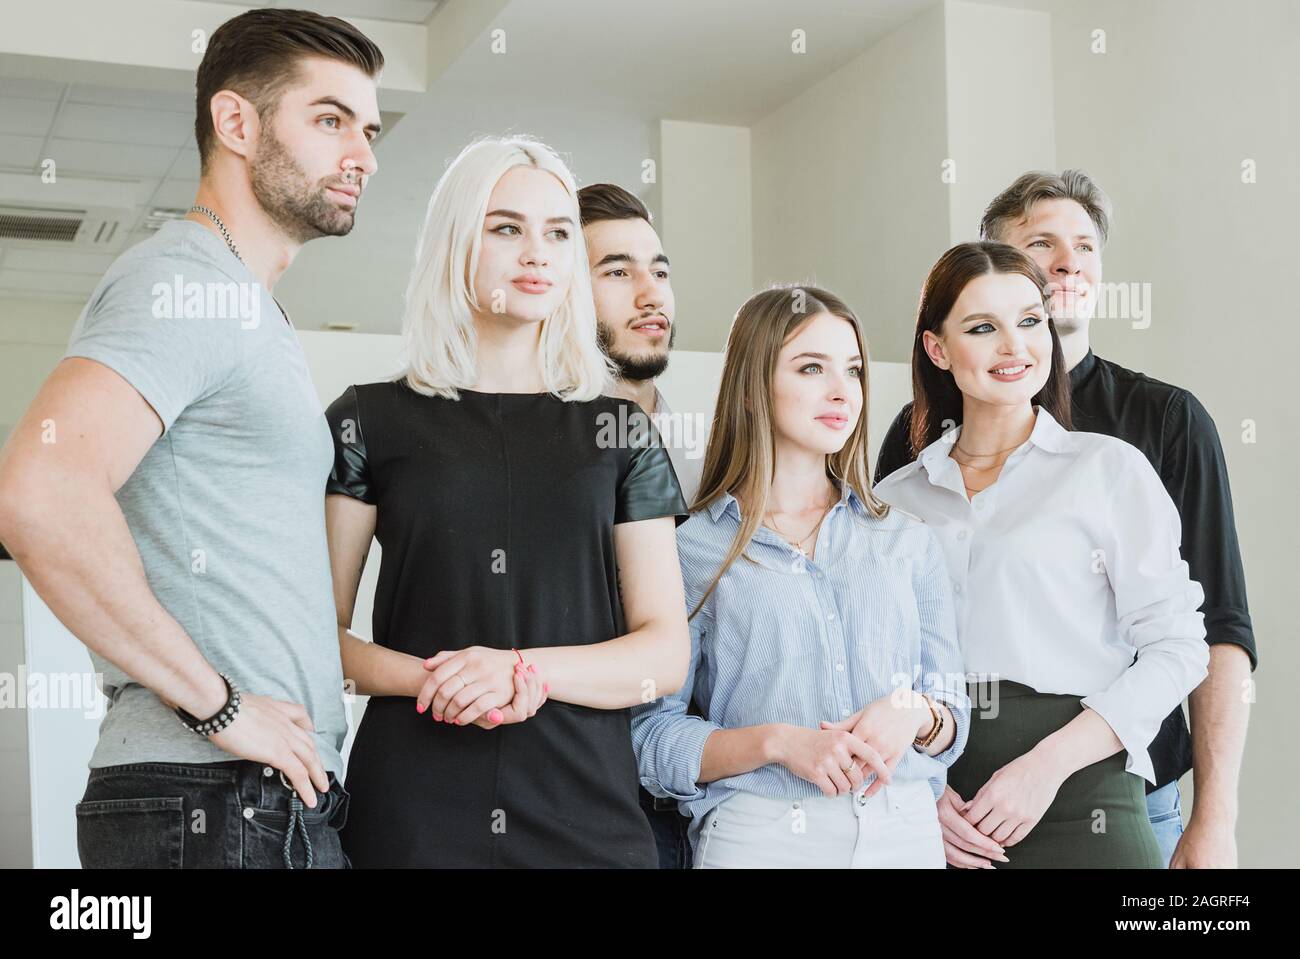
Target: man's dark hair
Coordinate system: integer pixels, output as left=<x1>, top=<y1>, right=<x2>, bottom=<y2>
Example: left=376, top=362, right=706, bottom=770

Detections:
left=195, top=8, right=384, bottom=172
left=577, top=183, right=652, bottom=227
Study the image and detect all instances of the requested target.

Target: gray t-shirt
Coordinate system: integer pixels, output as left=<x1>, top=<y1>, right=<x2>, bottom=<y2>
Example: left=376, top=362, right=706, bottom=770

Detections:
left=63, top=219, right=346, bottom=778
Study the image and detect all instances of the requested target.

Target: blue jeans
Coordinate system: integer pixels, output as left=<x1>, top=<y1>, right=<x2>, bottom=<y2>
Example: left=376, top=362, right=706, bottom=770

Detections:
left=76, top=760, right=350, bottom=869
left=638, top=786, right=690, bottom=869
left=1146, top=780, right=1184, bottom=868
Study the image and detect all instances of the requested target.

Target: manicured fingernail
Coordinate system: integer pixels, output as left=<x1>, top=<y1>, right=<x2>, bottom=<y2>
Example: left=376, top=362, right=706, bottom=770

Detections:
left=528, top=664, right=537, bottom=673
left=416, top=703, right=426, bottom=714
left=433, top=715, right=441, bottom=722
left=488, top=708, right=503, bottom=723
left=424, top=657, right=435, bottom=666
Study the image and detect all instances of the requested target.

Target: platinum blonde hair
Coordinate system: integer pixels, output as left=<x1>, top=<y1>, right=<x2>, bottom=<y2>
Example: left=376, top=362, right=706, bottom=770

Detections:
left=393, top=135, right=616, bottom=400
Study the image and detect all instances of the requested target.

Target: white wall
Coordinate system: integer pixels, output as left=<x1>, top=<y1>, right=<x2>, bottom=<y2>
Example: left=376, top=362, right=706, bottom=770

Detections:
left=0, top=297, right=82, bottom=443
left=943, top=1, right=1056, bottom=243
left=657, top=120, right=754, bottom=353
left=0, top=562, right=30, bottom=867
left=751, top=3, right=950, bottom=364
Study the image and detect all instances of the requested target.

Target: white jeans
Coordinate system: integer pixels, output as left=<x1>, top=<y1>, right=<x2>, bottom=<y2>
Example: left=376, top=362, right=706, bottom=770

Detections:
left=693, top=778, right=945, bottom=869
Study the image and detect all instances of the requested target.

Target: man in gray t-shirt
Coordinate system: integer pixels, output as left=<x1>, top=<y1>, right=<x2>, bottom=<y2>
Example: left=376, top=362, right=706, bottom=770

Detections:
left=63, top=217, right=348, bottom=779
left=0, top=9, right=385, bottom=868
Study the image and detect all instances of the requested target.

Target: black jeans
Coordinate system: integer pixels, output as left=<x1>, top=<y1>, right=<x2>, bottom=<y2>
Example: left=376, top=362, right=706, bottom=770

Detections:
left=638, top=786, right=690, bottom=869
left=76, top=759, right=350, bottom=869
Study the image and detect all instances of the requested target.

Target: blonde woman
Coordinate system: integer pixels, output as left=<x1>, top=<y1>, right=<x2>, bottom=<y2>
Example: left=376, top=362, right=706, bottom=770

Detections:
left=323, top=136, right=690, bottom=867
left=632, top=286, right=970, bottom=868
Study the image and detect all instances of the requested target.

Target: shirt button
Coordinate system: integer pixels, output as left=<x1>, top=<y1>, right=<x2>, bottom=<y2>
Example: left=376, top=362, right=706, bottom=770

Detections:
left=953, top=583, right=963, bottom=595
left=841, top=708, right=851, bottom=717
left=956, top=530, right=967, bottom=541
left=242, top=807, right=255, bottom=820
left=835, top=663, right=844, bottom=672
left=262, top=766, right=274, bottom=777
left=827, top=612, right=836, bottom=621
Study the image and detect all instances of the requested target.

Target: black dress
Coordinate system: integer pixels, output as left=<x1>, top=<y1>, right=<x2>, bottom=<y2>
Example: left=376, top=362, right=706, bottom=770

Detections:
left=324, top=381, right=688, bottom=867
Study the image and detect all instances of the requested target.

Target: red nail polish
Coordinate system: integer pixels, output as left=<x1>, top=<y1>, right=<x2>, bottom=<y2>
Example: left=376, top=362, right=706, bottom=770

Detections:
left=543, top=682, right=549, bottom=693
left=433, top=715, right=442, bottom=722
left=416, top=703, right=426, bottom=714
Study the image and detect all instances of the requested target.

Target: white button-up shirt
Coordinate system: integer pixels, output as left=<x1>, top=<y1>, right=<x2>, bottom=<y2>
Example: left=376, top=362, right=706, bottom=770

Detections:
left=875, top=406, right=1208, bottom=784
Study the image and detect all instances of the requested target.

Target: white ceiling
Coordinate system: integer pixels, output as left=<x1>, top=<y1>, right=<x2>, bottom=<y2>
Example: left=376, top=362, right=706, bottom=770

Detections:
left=0, top=0, right=937, bottom=307
left=205, top=0, right=445, bottom=25
left=0, top=78, right=199, bottom=298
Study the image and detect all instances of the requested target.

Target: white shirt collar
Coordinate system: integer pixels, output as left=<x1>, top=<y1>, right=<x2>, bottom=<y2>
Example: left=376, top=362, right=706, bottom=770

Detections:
left=916, top=405, right=1076, bottom=485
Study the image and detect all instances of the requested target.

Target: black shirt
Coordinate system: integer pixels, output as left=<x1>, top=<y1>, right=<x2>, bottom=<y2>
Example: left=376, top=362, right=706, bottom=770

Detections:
left=325, top=381, right=688, bottom=866
left=873, top=350, right=1256, bottom=791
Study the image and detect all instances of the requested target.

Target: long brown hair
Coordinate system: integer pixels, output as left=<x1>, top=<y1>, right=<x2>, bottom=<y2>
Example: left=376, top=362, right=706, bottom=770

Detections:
left=689, top=285, right=890, bottom=620
left=909, top=242, right=1072, bottom=456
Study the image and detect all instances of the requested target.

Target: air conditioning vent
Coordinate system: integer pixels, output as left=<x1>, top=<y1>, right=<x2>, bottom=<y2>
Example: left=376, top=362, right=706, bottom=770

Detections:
left=0, top=207, right=84, bottom=243
left=0, top=203, right=133, bottom=252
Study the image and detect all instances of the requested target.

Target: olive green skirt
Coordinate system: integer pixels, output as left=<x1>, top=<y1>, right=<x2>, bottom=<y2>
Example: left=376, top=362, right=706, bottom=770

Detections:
left=946, top=679, right=1162, bottom=869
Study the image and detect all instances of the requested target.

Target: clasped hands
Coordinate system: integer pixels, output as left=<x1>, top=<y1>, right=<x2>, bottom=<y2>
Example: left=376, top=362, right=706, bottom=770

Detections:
left=938, top=751, right=1068, bottom=868
left=414, top=646, right=548, bottom=729
left=772, top=688, right=934, bottom=799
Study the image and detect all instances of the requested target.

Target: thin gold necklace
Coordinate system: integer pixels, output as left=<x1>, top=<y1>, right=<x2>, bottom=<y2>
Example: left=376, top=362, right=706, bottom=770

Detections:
left=765, top=496, right=836, bottom=558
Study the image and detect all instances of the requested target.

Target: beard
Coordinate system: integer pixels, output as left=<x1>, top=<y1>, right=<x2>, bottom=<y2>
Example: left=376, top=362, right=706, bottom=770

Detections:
left=597, top=318, right=675, bottom=382
left=250, top=124, right=356, bottom=243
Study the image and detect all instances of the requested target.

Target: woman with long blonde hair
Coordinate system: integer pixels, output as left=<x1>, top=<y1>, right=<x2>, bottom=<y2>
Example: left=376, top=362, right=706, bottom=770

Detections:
left=322, top=135, right=690, bottom=867
left=632, top=285, right=970, bottom=868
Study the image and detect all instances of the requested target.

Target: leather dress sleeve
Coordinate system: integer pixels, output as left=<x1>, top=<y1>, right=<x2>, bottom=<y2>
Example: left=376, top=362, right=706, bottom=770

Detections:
left=324, top=384, right=376, bottom=504
left=615, top=406, right=690, bottom=527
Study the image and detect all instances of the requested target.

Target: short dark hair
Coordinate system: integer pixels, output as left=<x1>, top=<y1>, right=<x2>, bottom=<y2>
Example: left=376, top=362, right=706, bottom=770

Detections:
left=577, top=183, right=651, bottom=227
left=980, top=169, right=1113, bottom=246
left=195, top=8, right=384, bottom=172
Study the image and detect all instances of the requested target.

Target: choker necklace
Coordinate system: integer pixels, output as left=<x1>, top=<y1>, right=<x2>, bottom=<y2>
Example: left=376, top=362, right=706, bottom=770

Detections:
left=953, top=438, right=1025, bottom=461
left=189, top=205, right=241, bottom=263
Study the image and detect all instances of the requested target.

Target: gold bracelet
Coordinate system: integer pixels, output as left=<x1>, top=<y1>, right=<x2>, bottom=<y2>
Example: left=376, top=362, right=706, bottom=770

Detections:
left=913, top=693, right=944, bottom=749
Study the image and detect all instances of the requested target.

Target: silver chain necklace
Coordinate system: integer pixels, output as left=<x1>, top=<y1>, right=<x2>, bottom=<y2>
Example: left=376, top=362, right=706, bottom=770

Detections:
left=189, top=205, right=241, bottom=262
left=186, top=204, right=300, bottom=330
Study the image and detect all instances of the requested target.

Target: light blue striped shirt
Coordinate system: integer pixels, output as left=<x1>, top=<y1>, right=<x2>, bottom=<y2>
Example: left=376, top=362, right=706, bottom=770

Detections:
left=632, top=482, right=971, bottom=848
